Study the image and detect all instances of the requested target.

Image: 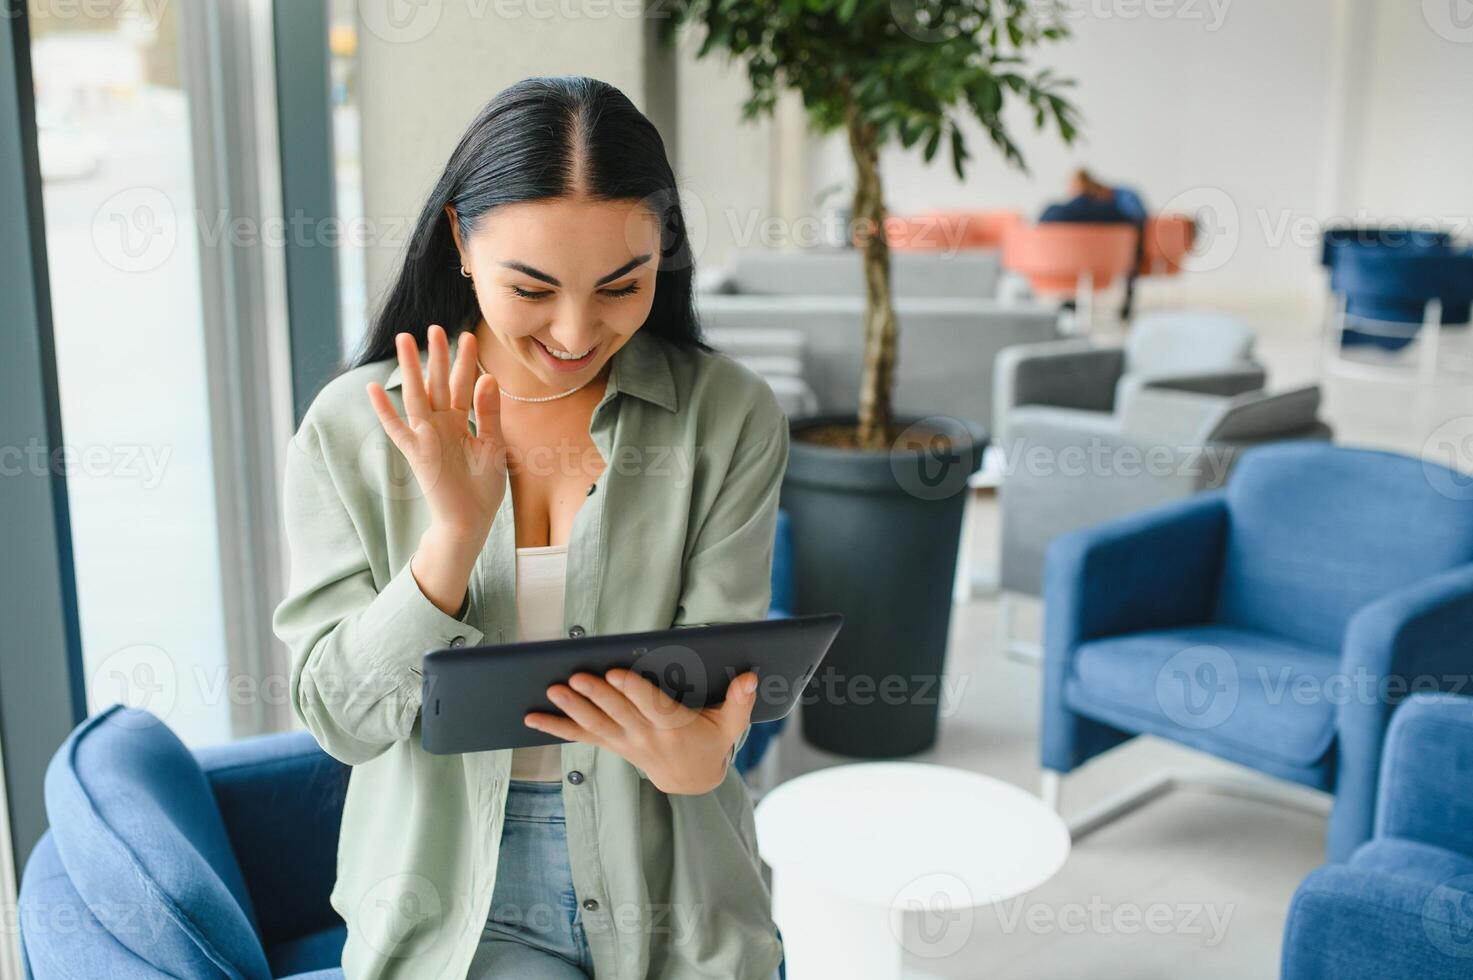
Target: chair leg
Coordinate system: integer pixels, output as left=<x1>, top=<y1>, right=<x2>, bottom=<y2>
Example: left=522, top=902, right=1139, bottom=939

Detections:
left=1076, top=269, right=1095, bottom=336
left=1041, top=770, right=1061, bottom=812
left=1000, top=592, right=1042, bottom=664
left=1418, top=298, right=1443, bottom=386
left=1059, top=767, right=1332, bottom=843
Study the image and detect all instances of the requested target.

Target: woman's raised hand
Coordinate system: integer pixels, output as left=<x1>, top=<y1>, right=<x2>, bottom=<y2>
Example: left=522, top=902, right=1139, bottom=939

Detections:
left=366, top=325, right=507, bottom=546
left=363, top=325, right=504, bottom=618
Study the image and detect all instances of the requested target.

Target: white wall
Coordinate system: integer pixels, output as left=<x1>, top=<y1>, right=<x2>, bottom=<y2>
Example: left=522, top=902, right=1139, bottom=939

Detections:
left=810, top=0, right=1471, bottom=306
left=1354, top=3, right=1473, bottom=226
left=353, top=7, right=797, bottom=300
left=355, top=3, right=657, bottom=302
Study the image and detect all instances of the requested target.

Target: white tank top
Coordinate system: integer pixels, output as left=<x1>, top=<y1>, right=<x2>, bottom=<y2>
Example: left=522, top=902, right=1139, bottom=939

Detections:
left=511, top=544, right=571, bottom=781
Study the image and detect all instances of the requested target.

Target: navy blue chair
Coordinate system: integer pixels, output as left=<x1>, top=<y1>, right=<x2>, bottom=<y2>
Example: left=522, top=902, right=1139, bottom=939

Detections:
left=737, top=508, right=795, bottom=773
left=1324, top=235, right=1473, bottom=352
left=1319, top=225, right=1454, bottom=269
left=1282, top=692, right=1473, bottom=979
left=18, top=512, right=799, bottom=978
left=1040, top=443, right=1473, bottom=861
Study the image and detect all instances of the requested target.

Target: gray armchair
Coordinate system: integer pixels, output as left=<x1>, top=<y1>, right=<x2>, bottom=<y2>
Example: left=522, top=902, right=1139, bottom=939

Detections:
left=992, top=310, right=1266, bottom=444
left=1000, top=384, right=1334, bottom=598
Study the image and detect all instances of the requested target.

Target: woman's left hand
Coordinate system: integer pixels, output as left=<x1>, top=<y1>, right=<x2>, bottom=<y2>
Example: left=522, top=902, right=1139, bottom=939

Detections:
left=524, top=668, right=759, bottom=795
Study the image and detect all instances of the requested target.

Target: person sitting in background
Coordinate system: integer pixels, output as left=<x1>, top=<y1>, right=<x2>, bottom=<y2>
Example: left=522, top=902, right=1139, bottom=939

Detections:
left=1039, top=168, right=1147, bottom=318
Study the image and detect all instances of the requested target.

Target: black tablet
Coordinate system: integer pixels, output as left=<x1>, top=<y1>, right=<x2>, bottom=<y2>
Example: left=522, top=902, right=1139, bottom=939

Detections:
left=418, top=612, right=844, bottom=755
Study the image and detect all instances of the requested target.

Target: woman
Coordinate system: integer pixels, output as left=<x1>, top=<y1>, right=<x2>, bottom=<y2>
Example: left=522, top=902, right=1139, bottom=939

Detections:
left=273, top=76, right=788, bottom=980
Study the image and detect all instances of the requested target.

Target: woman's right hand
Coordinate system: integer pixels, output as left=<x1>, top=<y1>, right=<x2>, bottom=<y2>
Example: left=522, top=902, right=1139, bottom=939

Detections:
left=366, top=325, right=506, bottom=549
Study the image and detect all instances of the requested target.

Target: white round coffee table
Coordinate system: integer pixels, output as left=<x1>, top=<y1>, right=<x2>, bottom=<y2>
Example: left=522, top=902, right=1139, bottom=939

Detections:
left=756, top=762, right=1069, bottom=979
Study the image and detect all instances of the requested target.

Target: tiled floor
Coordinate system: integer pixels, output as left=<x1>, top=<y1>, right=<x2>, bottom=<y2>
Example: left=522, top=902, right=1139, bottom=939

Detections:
left=764, top=296, right=1473, bottom=978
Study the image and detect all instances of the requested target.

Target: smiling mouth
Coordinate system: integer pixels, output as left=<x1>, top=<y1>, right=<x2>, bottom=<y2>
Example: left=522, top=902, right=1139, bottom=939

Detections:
left=536, top=339, right=596, bottom=361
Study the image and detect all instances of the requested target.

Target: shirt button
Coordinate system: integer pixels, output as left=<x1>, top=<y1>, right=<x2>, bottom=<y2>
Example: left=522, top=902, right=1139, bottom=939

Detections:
left=448, top=636, right=466, bottom=649
left=568, top=625, right=585, bottom=638
left=567, top=770, right=584, bottom=785
left=582, top=898, right=599, bottom=912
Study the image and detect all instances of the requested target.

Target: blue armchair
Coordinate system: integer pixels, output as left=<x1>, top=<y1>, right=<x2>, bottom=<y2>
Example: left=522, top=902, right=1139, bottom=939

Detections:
left=1324, top=235, right=1473, bottom=353
left=19, top=512, right=798, bottom=978
left=737, top=508, right=795, bottom=772
left=1282, top=692, right=1473, bottom=979
left=1041, top=443, right=1473, bottom=860
left=21, top=713, right=347, bottom=979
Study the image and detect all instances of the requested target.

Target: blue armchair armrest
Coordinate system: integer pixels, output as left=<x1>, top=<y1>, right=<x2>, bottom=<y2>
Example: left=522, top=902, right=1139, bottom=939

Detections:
left=1331, top=566, right=1473, bottom=859
left=1042, top=491, right=1228, bottom=650
left=1281, top=863, right=1473, bottom=980
left=20, top=832, right=176, bottom=980
left=1283, top=693, right=1473, bottom=980
left=1374, top=692, right=1473, bottom=858
left=1041, top=492, right=1228, bottom=772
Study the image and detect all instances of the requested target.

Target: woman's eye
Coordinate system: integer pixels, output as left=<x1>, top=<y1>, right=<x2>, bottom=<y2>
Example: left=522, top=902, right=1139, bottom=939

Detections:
left=508, top=283, right=638, bottom=300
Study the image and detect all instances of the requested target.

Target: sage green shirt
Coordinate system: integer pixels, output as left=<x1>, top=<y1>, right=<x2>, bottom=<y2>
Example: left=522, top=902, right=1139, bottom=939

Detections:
left=273, top=329, right=789, bottom=979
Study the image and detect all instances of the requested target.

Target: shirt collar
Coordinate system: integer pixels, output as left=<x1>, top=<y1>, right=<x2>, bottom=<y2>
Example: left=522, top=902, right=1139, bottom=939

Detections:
left=383, top=329, right=678, bottom=413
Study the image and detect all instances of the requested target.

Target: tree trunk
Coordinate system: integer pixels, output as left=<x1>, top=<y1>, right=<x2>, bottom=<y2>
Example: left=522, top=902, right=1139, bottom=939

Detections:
left=846, top=103, right=897, bottom=451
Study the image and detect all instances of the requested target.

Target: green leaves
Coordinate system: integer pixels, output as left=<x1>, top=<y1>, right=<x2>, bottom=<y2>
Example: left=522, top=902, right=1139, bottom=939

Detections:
left=656, top=0, right=1081, bottom=181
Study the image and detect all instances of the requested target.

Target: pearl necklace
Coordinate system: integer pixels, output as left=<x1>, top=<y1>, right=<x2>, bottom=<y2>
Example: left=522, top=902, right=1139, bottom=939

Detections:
left=476, top=356, right=595, bottom=403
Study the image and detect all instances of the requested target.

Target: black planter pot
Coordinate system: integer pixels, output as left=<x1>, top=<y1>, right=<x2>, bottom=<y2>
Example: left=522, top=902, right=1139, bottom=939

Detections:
left=781, top=413, right=987, bottom=758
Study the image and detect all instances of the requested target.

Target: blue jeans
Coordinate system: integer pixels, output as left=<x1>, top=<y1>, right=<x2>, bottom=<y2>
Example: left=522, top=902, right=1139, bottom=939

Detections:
left=467, top=780, right=594, bottom=979
left=467, top=779, right=784, bottom=980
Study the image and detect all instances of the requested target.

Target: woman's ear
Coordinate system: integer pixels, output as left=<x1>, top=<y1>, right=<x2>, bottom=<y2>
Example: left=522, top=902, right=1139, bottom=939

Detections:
left=445, top=204, right=464, bottom=255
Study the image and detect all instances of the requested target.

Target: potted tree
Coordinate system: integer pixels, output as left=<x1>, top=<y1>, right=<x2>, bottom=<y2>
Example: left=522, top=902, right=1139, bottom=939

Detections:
left=660, top=0, right=1079, bottom=756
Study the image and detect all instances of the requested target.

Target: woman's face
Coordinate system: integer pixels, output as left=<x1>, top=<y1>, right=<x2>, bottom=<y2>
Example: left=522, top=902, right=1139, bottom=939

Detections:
left=448, top=195, right=661, bottom=396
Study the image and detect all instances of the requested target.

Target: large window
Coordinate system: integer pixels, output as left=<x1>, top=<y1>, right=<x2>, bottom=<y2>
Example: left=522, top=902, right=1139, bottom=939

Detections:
left=330, top=0, right=368, bottom=356
left=32, top=3, right=232, bottom=746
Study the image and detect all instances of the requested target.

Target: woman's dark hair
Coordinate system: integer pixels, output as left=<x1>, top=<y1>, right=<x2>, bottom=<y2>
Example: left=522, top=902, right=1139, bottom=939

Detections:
left=343, top=75, right=708, bottom=374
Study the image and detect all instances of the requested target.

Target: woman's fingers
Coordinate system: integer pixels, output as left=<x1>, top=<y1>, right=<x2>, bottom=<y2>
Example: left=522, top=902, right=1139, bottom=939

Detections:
left=426, top=324, right=451, bottom=409
left=569, top=672, right=646, bottom=731
left=522, top=712, right=588, bottom=744
left=365, top=382, right=412, bottom=450
left=449, top=330, right=477, bottom=413
left=712, top=671, right=759, bottom=742
left=472, top=372, right=502, bottom=443
left=608, top=668, right=695, bottom=730
left=545, top=684, right=621, bottom=741
left=395, top=332, right=429, bottom=420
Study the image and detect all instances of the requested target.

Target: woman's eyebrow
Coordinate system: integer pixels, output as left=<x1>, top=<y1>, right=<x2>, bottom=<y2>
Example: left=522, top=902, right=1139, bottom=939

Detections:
left=498, top=254, right=652, bottom=288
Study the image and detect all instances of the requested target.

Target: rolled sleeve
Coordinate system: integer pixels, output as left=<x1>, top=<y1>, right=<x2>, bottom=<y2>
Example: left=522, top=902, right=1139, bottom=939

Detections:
left=274, top=431, right=485, bottom=765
